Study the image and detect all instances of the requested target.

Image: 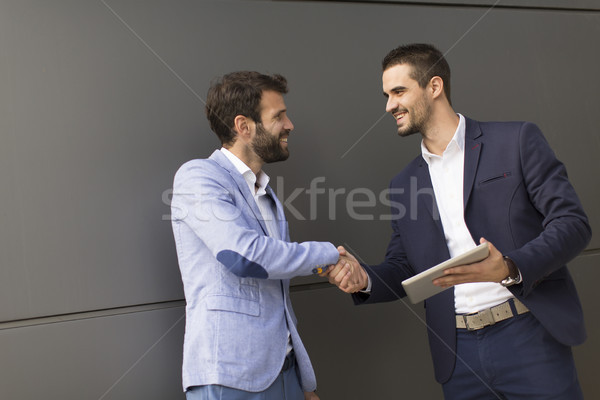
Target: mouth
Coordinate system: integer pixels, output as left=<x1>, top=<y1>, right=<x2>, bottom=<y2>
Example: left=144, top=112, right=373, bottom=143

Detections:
left=280, top=137, right=288, bottom=144
left=393, top=111, right=407, bottom=123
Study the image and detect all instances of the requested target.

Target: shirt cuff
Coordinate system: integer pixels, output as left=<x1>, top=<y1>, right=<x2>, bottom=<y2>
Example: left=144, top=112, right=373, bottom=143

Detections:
left=360, top=275, right=372, bottom=293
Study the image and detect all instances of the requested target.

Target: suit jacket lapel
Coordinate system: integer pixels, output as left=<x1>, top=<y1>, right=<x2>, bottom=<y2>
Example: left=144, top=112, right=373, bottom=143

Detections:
left=209, top=150, right=269, bottom=236
left=463, top=118, right=483, bottom=209
left=266, top=185, right=289, bottom=241
left=416, top=158, right=445, bottom=238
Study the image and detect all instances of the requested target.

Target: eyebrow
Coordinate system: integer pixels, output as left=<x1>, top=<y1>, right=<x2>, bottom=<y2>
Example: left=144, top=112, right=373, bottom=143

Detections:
left=386, top=86, right=407, bottom=96
left=273, top=109, right=286, bottom=118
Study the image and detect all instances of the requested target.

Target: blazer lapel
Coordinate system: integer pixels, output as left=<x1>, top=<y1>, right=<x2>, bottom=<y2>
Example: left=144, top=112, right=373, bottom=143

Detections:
left=415, top=159, right=445, bottom=238
left=209, top=150, right=269, bottom=236
left=266, top=185, right=289, bottom=241
left=463, top=118, right=483, bottom=209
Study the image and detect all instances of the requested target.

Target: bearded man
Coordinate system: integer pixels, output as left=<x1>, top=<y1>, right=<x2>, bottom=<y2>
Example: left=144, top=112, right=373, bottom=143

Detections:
left=171, top=71, right=349, bottom=400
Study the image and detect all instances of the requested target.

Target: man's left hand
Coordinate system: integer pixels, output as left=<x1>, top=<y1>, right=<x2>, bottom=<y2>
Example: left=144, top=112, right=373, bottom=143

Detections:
left=304, top=391, right=320, bottom=400
left=432, top=237, right=510, bottom=288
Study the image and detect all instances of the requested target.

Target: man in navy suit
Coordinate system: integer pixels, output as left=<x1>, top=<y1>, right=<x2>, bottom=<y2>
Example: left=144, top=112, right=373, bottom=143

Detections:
left=326, top=44, right=591, bottom=398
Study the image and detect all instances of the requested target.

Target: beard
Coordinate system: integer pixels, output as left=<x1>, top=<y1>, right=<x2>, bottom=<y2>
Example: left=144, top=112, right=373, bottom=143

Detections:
left=396, top=92, right=432, bottom=137
left=251, top=123, right=290, bottom=163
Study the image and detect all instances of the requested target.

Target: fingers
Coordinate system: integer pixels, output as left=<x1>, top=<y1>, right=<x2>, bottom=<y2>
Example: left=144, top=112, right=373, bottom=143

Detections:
left=323, top=247, right=368, bottom=293
left=433, top=239, right=508, bottom=286
left=326, top=261, right=360, bottom=293
left=433, top=272, right=477, bottom=288
left=338, top=262, right=368, bottom=293
left=325, top=261, right=348, bottom=285
left=304, top=391, right=319, bottom=400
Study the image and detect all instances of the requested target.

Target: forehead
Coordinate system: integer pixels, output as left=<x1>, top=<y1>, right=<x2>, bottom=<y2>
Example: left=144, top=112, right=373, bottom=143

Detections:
left=259, top=90, right=286, bottom=115
left=382, top=64, right=418, bottom=91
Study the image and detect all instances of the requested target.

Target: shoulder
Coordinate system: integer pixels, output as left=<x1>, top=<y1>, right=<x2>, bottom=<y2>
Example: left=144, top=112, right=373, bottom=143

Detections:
left=174, top=157, right=230, bottom=186
left=468, top=118, right=546, bottom=145
left=471, top=118, right=541, bottom=136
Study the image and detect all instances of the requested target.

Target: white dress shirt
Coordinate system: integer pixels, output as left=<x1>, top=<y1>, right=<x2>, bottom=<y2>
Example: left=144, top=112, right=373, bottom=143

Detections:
left=220, top=148, right=293, bottom=352
left=421, top=114, right=514, bottom=314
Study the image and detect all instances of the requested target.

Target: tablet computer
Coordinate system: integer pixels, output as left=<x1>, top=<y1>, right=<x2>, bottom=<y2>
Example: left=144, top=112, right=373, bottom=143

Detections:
left=401, top=242, right=489, bottom=304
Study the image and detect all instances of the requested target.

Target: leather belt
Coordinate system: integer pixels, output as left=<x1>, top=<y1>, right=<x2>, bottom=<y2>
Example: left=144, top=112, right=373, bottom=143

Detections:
left=281, top=351, right=296, bottom=372
left=456, top=298, right=529, bottom=331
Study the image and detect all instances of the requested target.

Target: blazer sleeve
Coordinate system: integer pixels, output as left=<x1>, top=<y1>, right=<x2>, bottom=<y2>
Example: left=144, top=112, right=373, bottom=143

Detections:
left=172, top=161, right=339, bottom=280
left=506, top=122, right=592, bottom=296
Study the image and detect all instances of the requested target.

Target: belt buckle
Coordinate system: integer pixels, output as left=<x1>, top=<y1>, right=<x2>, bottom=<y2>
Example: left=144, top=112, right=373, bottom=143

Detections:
left=465, top=309, right=495, bottom=331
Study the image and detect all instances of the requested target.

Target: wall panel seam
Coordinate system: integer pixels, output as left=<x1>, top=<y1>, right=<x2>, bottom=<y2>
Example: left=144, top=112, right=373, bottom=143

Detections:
left=272, top=0, right=600, bottom=13
left=0, top=300, right=185, bottom=331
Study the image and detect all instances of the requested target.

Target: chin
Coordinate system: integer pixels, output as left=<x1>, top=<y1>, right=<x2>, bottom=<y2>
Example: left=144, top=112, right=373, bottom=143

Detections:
left=265, top=152, right=289, bottom=164
left=397, top=124, right=420, bottom=137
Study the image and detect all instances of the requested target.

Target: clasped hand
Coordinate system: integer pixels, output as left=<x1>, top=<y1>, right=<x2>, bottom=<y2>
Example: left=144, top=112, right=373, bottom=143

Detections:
left=319, top=246, right=368, bottom=293
left=322, top=238, right=511, bottom=294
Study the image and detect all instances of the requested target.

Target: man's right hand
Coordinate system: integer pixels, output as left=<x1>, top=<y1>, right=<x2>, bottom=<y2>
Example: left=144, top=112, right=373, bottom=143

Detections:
left=320, top=246, right=368, bottom=293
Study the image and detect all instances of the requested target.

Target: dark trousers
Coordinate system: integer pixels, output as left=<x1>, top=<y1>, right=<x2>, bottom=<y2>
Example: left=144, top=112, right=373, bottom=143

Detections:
left=443, top=311, right=583, bottom=400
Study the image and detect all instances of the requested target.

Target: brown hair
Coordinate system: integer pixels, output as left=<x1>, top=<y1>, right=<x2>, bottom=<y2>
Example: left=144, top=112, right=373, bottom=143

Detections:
left=382, top=43, right=451, bottom=104
left=205, top=71, right=288, bottom=145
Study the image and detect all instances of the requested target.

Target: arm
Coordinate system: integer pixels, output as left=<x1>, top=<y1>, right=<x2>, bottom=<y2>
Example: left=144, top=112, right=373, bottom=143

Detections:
left=172, top=161, right=339, bottom=279
left=325, top=220, right=416, bottom=303
left=508, top=122, right=591, bottom=294
left=433, top=123, right=591, bottom=293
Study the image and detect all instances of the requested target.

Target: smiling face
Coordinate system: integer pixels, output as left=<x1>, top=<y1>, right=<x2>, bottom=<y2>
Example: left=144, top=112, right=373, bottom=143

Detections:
left=382, top=63, right=432, bottom=137
left=251, top=90, right=294, bottom=163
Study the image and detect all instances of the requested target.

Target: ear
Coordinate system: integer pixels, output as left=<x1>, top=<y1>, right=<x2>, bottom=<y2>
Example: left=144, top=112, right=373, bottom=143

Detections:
left=429, top=76, right=445, bottom=100
left=233, top=115, right=253, bottom=140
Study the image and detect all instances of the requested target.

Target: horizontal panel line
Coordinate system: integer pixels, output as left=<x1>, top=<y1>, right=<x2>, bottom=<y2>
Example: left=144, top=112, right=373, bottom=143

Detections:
left=581, top=248, right=600, bottom=256
left=0, top=300, right=186, bottom=331
left=291, top=281, right=333, bottom=292
left=3, top=250, right=596, bottom=330
left=275, top=0, right=600, bottom=12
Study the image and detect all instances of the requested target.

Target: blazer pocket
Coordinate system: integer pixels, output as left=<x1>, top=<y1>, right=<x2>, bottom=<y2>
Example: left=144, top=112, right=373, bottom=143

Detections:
left=479, top=171, right=512, bottom=186
left=205, top=294, right=260, bottom=316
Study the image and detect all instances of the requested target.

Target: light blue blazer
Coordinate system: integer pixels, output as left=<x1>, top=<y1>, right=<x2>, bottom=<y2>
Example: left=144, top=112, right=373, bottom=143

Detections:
left=171, top=150, right=339, bottom=393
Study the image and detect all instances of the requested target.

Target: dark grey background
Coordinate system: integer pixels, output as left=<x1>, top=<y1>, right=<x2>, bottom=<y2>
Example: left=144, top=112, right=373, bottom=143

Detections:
left=0, top=1, right=598, bottom=399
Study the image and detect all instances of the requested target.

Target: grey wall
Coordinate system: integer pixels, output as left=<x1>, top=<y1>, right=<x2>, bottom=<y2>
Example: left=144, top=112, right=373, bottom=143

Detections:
left=0, top=1, right=598, bottom=399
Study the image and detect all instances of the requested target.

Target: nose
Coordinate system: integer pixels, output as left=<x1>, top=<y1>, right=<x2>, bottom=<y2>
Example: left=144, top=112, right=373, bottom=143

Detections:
left=284, top=116, right=294, bottom=131
left=385, top=97, right=397, bottom=114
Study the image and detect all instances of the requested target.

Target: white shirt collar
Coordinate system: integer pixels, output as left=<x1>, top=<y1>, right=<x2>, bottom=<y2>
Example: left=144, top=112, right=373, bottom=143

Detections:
left=220, top=148, right=270, bottom=195
left=421, top=114, right=466, bottom=164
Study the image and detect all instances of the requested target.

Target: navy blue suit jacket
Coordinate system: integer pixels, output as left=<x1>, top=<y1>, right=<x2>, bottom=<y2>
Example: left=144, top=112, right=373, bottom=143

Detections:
left=354, top=117, right=591, bottom=383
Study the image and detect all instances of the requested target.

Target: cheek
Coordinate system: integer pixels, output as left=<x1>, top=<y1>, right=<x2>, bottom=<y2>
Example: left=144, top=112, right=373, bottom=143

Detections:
left=273, top=123, right=285, bottom=134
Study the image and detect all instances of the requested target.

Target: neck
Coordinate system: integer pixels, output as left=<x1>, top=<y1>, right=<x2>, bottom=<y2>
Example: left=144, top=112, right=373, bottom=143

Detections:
left=421, top=106, right=460, bottom=156
left=225, top=144, right=264, bottom=175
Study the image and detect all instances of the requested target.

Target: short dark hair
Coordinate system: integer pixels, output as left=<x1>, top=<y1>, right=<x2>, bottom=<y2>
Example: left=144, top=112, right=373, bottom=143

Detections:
left=205, top=71, right=288, bottom=145
left=382, top=43, right=451, bottom=104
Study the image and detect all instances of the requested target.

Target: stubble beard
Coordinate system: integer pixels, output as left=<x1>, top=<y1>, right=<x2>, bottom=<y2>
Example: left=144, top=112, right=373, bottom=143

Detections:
left=396, top=93, right=432, bottom=138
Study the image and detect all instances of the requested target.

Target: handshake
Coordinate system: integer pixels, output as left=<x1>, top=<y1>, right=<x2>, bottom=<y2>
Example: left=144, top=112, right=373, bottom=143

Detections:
left=319, top=246, right=369, bottom=294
